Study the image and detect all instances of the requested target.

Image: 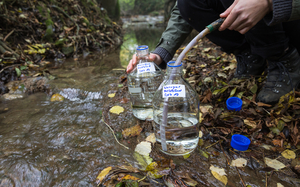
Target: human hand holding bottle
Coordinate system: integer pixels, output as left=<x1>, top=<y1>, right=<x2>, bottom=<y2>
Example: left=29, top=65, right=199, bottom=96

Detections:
left=126, top=53, right=163, bottom=73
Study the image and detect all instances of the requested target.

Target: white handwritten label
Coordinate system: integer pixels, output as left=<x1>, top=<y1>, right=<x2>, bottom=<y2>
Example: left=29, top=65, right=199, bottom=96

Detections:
left=137, top=63, right=155, bottom=74
left=128, top=87, right=142, bottom=93
left=163, top=84, right=186, bottom=98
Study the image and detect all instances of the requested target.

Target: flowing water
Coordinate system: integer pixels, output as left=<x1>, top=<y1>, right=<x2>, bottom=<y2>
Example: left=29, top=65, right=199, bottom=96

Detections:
left=0, top=24, right=295, bottom=187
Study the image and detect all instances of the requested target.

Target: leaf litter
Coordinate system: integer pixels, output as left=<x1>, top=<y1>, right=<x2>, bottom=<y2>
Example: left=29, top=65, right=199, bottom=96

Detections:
left=96, top=38, right=300, bottom=186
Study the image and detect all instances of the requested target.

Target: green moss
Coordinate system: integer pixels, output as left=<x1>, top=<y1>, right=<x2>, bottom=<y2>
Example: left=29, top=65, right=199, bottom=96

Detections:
left=43, top=18, right=54, bottom=42
left=62, top=46, right=74, bottom=56
left=45, top=18, right=53, bottom=27
left=37, top=5, right=45, bottom=17
left=55, top=38, right=66, bottom=47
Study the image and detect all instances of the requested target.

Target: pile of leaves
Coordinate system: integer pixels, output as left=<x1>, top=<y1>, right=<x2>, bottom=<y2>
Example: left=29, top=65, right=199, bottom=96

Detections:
left=95, top=38, right=300, bottom=186
left=180, top=38, right=300, bottom=148
left=0, top=0, right=123, bottom=94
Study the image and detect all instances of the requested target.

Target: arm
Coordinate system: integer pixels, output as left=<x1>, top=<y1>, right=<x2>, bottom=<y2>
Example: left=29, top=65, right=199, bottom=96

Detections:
left=152, top=2, right=193, bottom=68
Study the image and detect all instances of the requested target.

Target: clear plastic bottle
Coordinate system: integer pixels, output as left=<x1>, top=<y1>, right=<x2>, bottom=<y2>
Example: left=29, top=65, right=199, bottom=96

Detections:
left=127, top=45, right=164, bottom=120
left=152, top=61, right=199, bottom=156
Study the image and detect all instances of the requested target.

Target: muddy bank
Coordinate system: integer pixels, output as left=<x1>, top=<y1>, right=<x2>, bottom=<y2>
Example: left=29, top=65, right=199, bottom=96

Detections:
left=0, top=0, right=123, bottom=95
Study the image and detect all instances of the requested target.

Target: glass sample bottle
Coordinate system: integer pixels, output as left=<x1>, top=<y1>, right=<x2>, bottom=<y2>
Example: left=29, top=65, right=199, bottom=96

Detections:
left=152, top=61, right=199, bottom=156
left=127, top=45, right=164, bottom=120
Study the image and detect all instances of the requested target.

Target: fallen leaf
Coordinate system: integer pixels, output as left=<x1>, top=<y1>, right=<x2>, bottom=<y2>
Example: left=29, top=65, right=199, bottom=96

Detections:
left=281, top=150, right=296, bottom=159
left=122, top=124, right=143, bottom=139
left=211, top=171, right=228, bottom=185
left=261, top=144, right=274, bottom=150
left=135, top=141, right=151, bottom=156
left=244, top=119, right=257, bottom=129
left=183, top=154, right=190, bottom=159
left=121, top=175, right=140, bottom=181
left=50, top=93, right=64, bottom=102
left=109, top=106, right=124, bottom=115
left=272, top=139, right=281, bottom=147
left=96, top=166, right=112, bottom=184
left=108, top=93, right=116, bottom=98
left=210, top=165, right=226, bottom=176
left=231, top=158, right=247, bottom=167
left=223, top=63, right=236, bottom=71
left=145, top=133, right=156, bottom=143
left=265, top=157, right=286, bottom=170
left=277, top=183, right=284, bottom=187
left=257, top=102, right=272, bottom=107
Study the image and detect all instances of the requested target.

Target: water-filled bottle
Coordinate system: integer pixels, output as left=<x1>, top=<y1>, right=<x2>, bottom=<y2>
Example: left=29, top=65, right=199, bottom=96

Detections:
left=152, top=61, right=199, bottom=156
left=127, top=45, right=164, bottom=120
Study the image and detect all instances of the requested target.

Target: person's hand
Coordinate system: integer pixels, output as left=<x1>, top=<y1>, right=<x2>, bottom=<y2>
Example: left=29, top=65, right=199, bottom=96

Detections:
left=126, top=53, right=163, bottom=73
left=219, top=0, right=273, bottom=34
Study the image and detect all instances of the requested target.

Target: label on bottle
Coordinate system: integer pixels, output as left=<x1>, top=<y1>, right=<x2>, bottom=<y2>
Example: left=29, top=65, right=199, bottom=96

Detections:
left=128, top=87, right=142, bottom=93
left=137, top=63, right=155, bottom=74
left=163, top=84, right=186, bottom=98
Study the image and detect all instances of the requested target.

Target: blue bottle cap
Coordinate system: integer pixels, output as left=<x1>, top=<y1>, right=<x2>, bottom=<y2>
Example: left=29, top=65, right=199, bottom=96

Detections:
left=167, top=61, right=182, bottom=67
left=231, top=134, right=251, bottom=151
left=136, top=45, right=148, bottom=50
left=226, top=97, right=242, bottom=111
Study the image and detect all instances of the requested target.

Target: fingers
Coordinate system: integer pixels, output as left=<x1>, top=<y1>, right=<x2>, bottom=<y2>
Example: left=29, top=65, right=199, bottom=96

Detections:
left=219, top=1, right=237, bottom=31
left=126, top=54, right=137, bottom=73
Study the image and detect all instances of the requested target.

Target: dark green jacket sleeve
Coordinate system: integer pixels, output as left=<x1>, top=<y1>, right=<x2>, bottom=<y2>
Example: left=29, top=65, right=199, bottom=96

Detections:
left=152, top=2, right=193, bottom=68
left=265, top=0, right=300, bottom=25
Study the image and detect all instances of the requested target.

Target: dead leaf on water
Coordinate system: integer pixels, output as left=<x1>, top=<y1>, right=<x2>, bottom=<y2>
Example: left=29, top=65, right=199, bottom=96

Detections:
left=109, top=106, right=124, bottom=115
left=122, top=124, right=143, bottom=139
left=209, top=166, right=227, bottom=185
left=135, top=141, right=151, bottom=156
left=145, top=133, right=156, bottom=143
left=108, top=93, right=116, bottom=98
left=281, top=150, right=296, bottom=159
left=231, top=158, right=247, bottom=167
left=265, top=157, right=286, bottom=170
left=96, top=166, right=112, bottom=184
left=210, top=165, right=226, bottom=176
left=50, top=93, right=64, bottom=102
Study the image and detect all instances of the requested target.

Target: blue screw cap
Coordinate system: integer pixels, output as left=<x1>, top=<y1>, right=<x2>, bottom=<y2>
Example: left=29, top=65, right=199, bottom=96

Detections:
left=226, top=97, right=242, bottom=111
left=231, top=134, right=251, bottom=151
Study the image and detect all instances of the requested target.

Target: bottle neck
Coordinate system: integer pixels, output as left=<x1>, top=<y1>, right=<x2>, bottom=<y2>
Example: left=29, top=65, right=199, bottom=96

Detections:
left=166, top=66, right=183, bottom=77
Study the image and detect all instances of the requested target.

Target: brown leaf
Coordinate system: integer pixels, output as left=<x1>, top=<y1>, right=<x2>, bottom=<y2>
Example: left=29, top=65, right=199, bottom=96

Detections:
left=272, top=139, right=282, bottom=147
left=122, top=124, right=143, bottom=139
left=257, top=102, right=272, bottom=107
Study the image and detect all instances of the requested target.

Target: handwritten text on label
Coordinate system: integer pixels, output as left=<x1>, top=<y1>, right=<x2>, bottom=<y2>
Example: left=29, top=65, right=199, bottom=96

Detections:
left=137, top=63, right=155, bottom=74
left=163, top=84, right=186, bottom=98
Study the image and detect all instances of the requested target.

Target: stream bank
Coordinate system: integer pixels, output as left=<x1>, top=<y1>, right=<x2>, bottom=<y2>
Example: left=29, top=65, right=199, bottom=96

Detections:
left=0, top=0, right=123, bottom=95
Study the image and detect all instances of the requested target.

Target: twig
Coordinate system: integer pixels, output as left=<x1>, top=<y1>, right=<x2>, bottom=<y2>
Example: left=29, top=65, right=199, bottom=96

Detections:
left=101, top=118, right=129, bottom=149
left=235, top=167, right=247, bottom=187
left=219, top=142, right=230, bottom=165
left=205, top=140, right=221, bottom=149
left=4, top=29, right=14, bottom=42
left=138, top=176, right=147, bottom=182
left=266, top=171, right=273, bottom=187
left=0, top=64, right=20, bottom=74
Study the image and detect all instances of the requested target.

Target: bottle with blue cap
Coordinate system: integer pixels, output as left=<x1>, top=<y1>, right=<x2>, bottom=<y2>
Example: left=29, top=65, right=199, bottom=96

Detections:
left=127, top=45, right=164, bottom=120
left=152, top=61, right=199, bottom=156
